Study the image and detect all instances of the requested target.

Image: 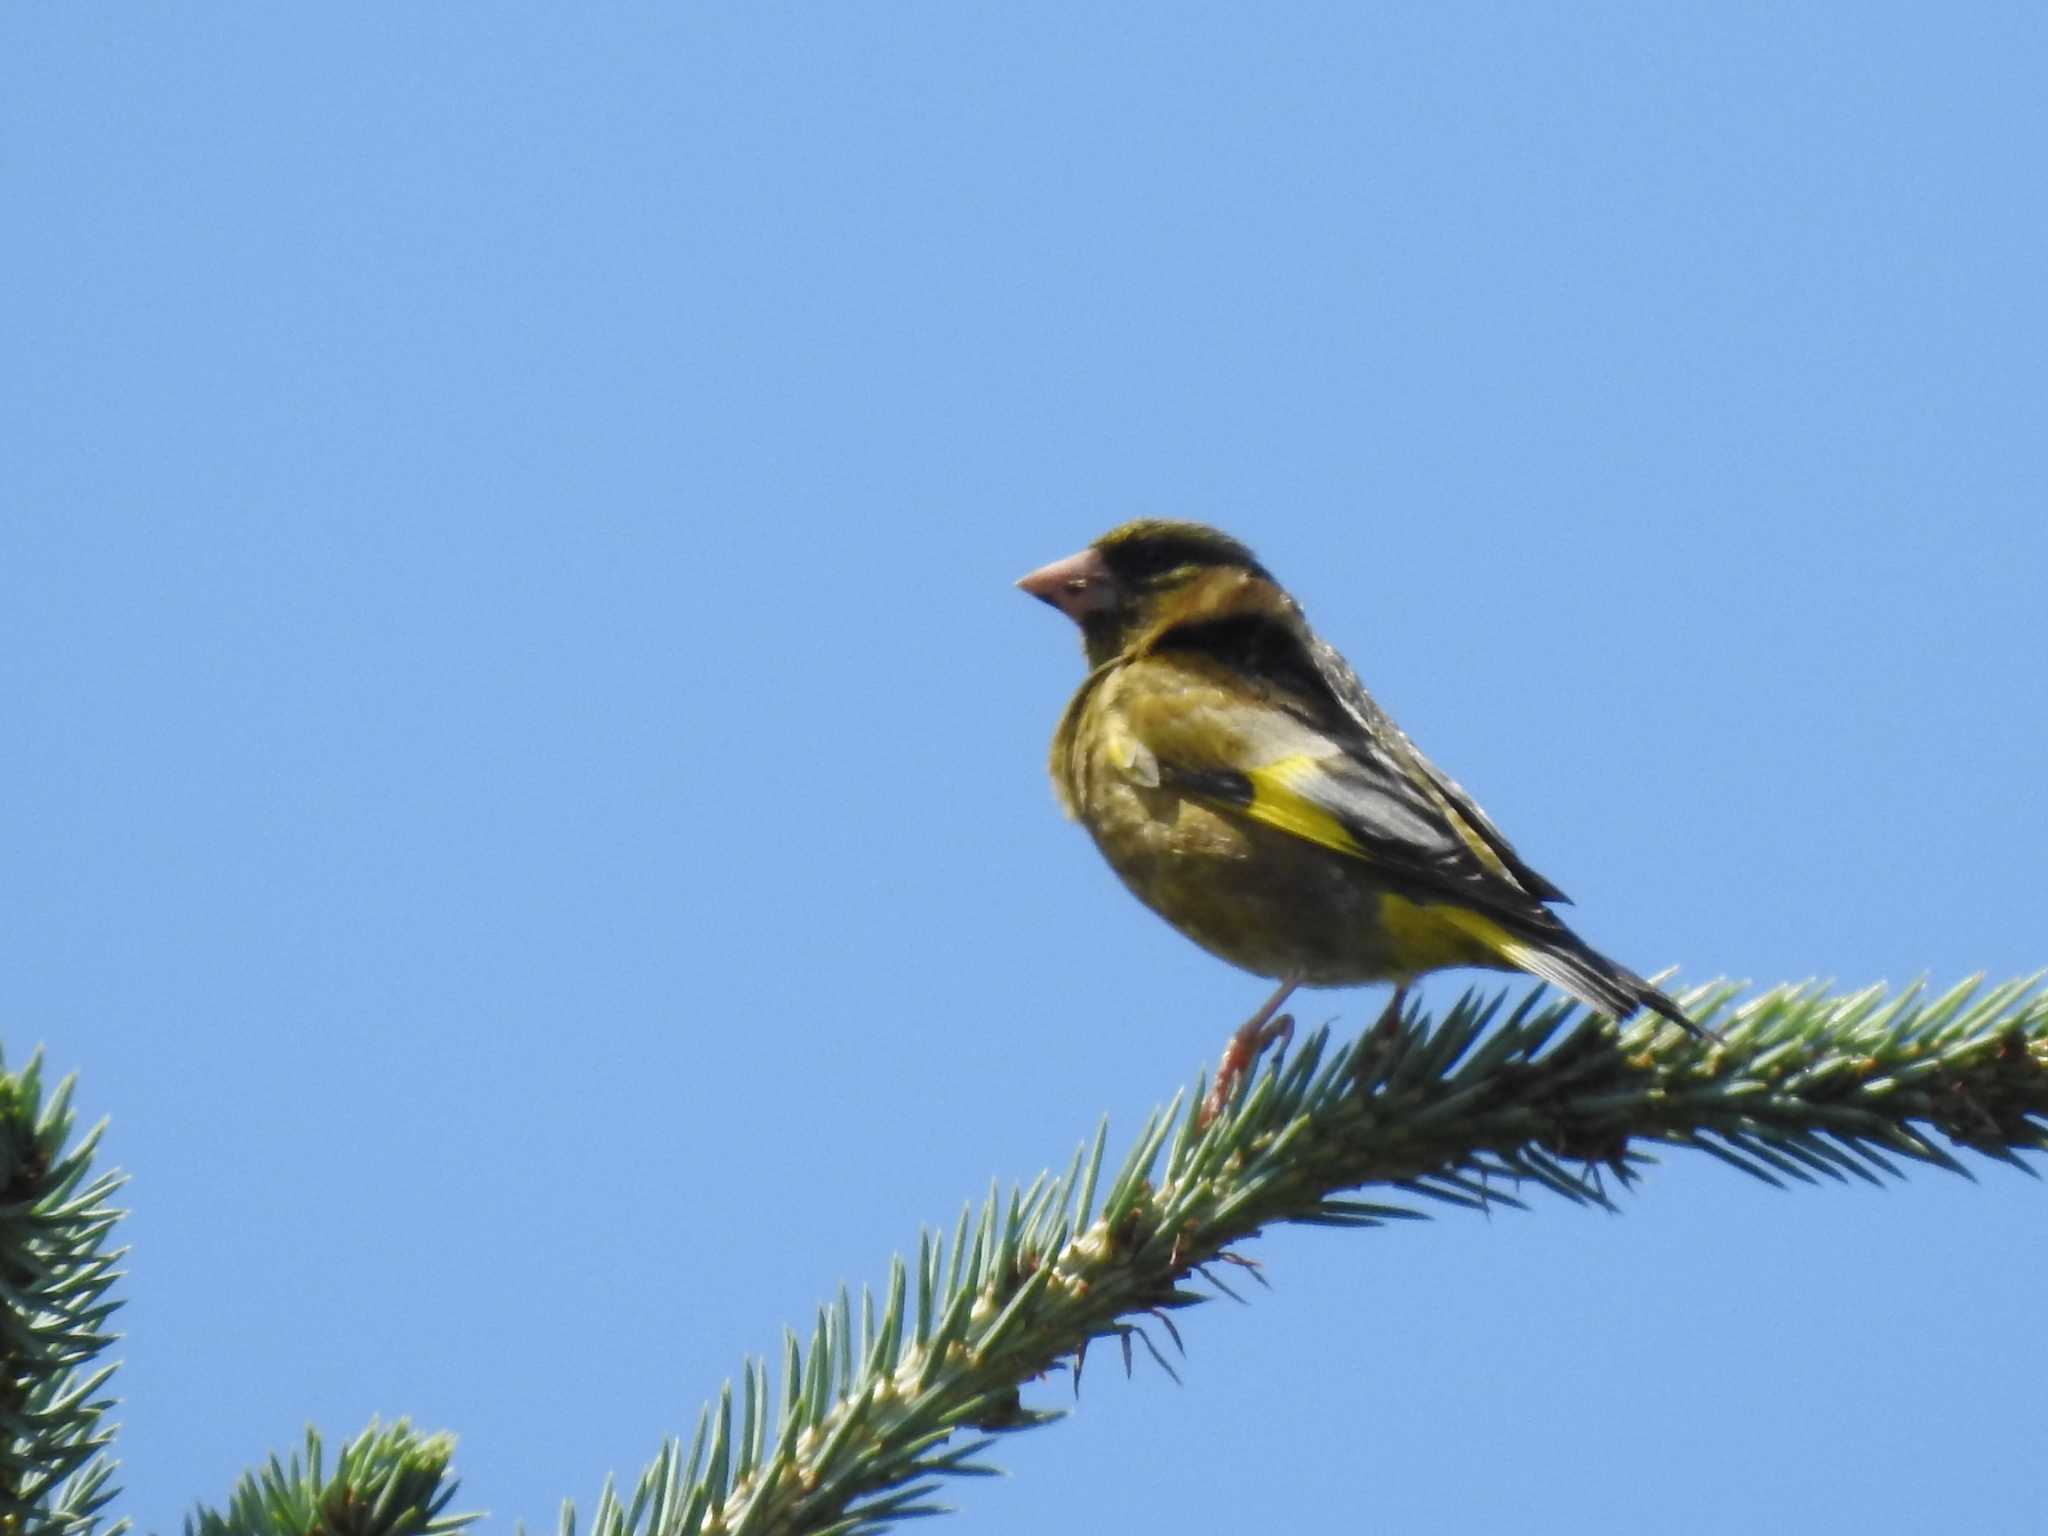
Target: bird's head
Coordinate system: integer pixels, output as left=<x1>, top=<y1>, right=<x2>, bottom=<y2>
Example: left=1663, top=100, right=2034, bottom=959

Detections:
left=1018, top=520, right=1282, bottom=667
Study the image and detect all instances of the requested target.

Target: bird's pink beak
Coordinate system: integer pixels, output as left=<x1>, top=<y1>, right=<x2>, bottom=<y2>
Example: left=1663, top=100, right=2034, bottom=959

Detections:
left=1016, top=546, right=1117, bottom=623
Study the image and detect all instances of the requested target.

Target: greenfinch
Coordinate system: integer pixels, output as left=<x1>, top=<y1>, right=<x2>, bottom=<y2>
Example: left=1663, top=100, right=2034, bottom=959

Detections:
left=1019, top=520, right=1694, bottom=1101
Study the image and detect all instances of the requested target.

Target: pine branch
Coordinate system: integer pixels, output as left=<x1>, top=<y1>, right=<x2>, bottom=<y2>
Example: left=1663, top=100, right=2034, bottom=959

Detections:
left=0, top=1051, right=127, bottom=1536
left=183, top=1422, right=478, bottom=1536
left=568, top=975, right=2048, bottom=1536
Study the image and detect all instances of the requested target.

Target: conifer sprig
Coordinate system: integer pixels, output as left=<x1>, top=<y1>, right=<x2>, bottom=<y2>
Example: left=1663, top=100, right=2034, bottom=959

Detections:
left=182, top=1423, right=476, bottom=1536
left=569, top=976, right=2047, bottom=1536
left=0, top=1051, right=127, bottom=1536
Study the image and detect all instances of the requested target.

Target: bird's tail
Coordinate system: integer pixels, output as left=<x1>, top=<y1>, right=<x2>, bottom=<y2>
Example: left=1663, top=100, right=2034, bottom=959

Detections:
left=1516, top=935, right=1703, bottom=1037
left=1444, top=907, right=1705, bottom=1038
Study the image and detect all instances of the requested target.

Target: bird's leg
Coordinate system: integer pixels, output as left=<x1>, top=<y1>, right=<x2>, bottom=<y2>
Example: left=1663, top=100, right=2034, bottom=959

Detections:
left=1353, top=982, right=1410, bottom=1091
left=1372, top=982, right=1411, bottom=1036
left=1200, top=976, right=1299, bottom=1127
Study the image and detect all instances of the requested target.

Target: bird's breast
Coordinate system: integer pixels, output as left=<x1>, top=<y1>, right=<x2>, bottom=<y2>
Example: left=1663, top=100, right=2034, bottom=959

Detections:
left=1052, top=673, right=1406, bottom=985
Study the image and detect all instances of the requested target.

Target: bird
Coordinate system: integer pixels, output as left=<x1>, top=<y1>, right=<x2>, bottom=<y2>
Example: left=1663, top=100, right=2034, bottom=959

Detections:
left=1017, top=519, right=1698, bottom=1117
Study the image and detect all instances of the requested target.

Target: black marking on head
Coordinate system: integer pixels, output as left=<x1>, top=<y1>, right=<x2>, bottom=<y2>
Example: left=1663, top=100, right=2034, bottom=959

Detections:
left=1151, top=614, right=1328, bottom=701
left=1092, top=521, right=1272, bottom=589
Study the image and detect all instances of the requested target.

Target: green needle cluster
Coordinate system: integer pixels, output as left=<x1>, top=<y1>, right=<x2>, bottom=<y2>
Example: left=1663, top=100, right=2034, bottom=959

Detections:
left=0, top=1053, right=125, bottom=1536
left=186, top=1424, right=469, bottom=1536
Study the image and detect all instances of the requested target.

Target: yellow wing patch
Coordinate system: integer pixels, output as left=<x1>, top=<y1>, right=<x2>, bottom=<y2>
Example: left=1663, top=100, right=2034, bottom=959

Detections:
left=1375, top=894, right=1529, bottom=973
left=1239, top=754, right=1369, bottom=858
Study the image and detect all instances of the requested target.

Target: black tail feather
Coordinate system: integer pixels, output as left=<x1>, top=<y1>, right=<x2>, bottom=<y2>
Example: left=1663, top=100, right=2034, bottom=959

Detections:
left=1514, top=934, right=1710, bottom=1040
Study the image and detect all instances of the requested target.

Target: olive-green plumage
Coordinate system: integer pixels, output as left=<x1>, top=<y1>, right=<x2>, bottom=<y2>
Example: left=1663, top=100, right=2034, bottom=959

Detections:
left=1020, top=519, right=1694, bottom=1031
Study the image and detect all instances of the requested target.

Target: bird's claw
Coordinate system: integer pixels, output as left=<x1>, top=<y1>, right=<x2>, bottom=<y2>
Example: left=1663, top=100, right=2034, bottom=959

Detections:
left=1199, top=1003, right=1297, bottom=1128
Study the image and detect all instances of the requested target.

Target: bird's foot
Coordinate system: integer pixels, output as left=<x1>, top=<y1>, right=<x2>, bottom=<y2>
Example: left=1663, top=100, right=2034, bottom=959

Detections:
left=1352, top=983, right=1410, bottom=1092
left=1371, top=982, right=1411, bottom=1036
left=1199, top=978, right=1299, bottom=1128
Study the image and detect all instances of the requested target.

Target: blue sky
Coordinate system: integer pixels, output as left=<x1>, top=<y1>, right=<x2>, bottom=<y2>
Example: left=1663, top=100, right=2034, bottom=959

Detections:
left=7, top=6, right=2045, bottom=1533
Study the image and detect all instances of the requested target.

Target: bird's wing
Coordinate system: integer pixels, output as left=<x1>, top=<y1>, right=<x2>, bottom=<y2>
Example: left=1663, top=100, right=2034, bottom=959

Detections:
left=1301, top=634, right=1571, bottom=903
left=1112, top=648, right=1555, bottom=918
